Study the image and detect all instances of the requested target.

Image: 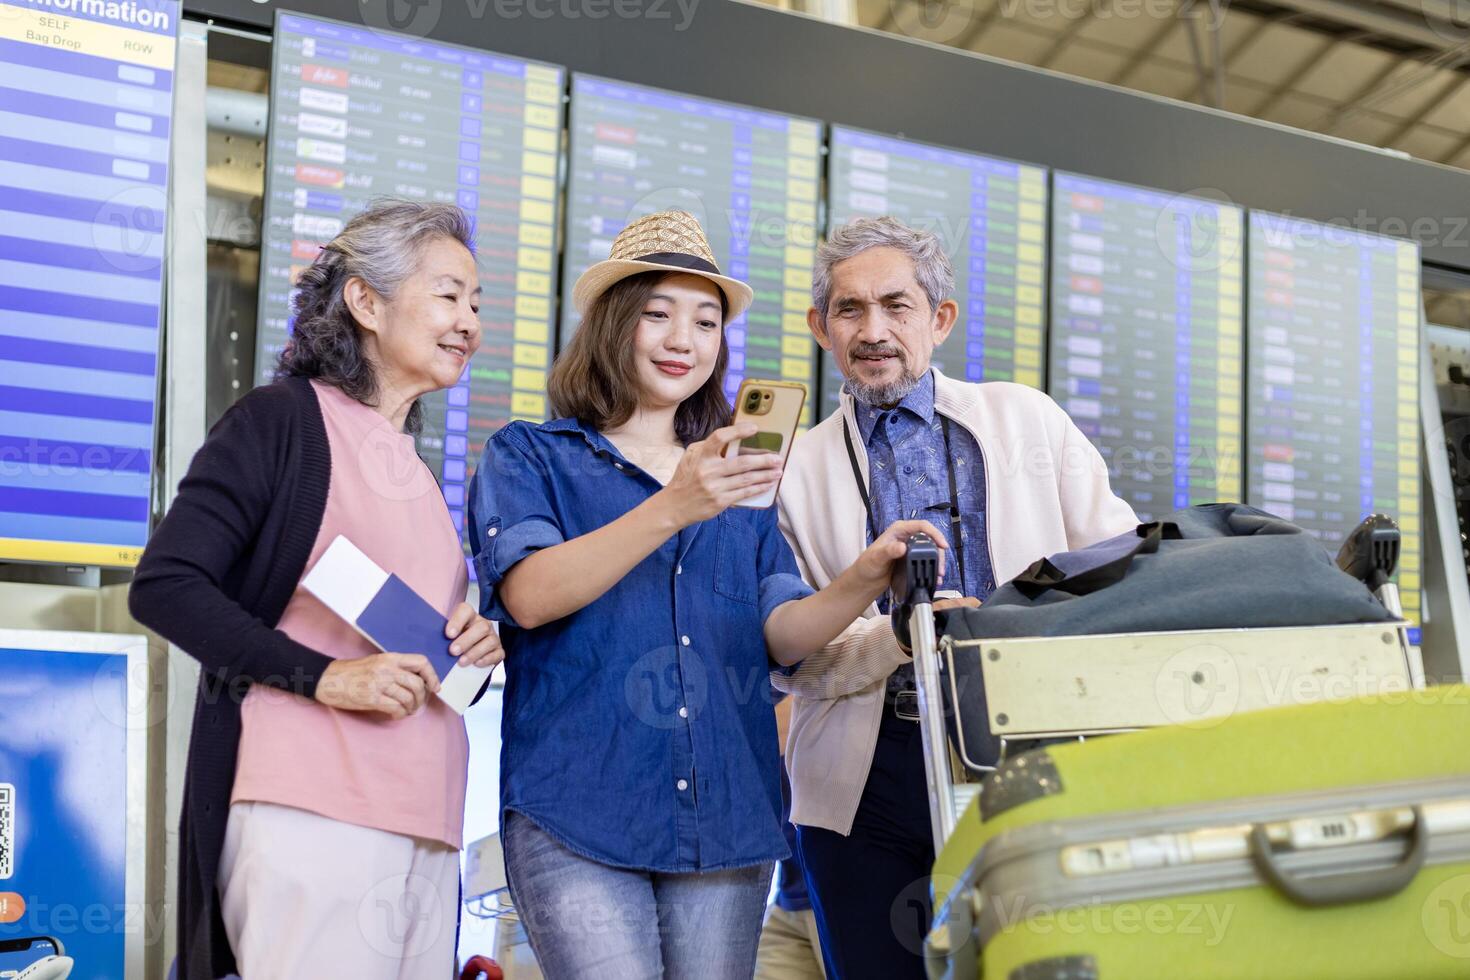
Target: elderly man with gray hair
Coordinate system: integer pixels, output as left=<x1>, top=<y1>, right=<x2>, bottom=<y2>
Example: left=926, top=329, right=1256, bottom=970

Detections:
left=773, top=216, right=1137, bottom=977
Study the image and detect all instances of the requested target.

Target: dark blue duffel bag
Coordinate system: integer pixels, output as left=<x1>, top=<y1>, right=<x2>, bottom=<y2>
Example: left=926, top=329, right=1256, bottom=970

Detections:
left=933, top=503, right=1397, bottom=772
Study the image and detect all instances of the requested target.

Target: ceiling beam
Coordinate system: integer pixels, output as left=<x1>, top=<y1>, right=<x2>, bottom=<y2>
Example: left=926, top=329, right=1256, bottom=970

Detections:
left=1259, top=0, right=1460, bottom=51
left=1318, top=57, right=1416, bottom=132
left=1036, top=7, right=1099, bottom=69
left=1441, top=127, right=1470, bottom=166
left=1382, top=72, right=1470, bottom=147
left=1183, top=13, right=1216, bottom=104
left=950, top=0, right=1010, bottom=54
left=1109, top=17, right=1181, bottom=85
left=1326, top=41, right=1470, bottom=130
left=1111, top=7, right=1285, bottom=102
left=1252, top=32, right=1365, bottom=118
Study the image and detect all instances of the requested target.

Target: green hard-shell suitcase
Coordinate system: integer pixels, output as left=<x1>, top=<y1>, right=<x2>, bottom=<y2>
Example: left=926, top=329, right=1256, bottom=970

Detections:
left=925, top=687, right=1470, bottom=980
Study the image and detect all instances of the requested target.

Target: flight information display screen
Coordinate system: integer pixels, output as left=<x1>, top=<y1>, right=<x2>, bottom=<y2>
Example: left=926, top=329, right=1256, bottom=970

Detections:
left=258, top=12, right=564, bottom=542
left=562, top=75, right=822, bottom=424
left=1247, top=213, right=1422, bottom=624
left=1049, top=173, right=1244, bottom=521
left=822, top=126, right=1047, bottom=416
left=0, top=0, right=179, bottom=567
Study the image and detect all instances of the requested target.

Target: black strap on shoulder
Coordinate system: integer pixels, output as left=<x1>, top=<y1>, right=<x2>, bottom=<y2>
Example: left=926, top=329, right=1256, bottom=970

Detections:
left=842, top=416, right=876, bottom=537
left=940, top=416, right=968, bottom=593
left=844, top=413, right=970, bottom=592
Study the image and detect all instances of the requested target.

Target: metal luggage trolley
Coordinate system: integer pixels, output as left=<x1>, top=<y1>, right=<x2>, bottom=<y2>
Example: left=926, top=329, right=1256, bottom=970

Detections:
left=899, top=514, right=1426, bottom=876
left=463, top=832, right=544, bottom=980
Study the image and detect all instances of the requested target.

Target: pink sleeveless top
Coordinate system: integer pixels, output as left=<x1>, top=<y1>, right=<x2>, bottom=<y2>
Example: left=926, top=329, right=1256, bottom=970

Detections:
left=231, top=381, right=470, bottom=848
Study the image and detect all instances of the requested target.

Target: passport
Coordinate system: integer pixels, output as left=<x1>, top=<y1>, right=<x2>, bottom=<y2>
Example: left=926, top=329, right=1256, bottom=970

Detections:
left=300, top=535, right=493, bottom=714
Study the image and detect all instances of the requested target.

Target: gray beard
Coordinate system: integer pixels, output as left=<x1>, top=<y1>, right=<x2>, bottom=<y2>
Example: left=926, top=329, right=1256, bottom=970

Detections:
left=846, top=369, right=921, bottom=408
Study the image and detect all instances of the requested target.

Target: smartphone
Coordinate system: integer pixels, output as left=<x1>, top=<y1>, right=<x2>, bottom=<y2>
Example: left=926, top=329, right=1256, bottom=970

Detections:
left=724, top=379, right=806, bottom=509
left=0, top=937, right=71, bottom=980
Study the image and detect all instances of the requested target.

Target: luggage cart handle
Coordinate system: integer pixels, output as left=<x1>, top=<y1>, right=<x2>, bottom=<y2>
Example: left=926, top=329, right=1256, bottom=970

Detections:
left=1249, top=806, right=1428, bottom=907
left=899, top=531, right=941, bottom=606
left=901, top=533, right=958, bottom=857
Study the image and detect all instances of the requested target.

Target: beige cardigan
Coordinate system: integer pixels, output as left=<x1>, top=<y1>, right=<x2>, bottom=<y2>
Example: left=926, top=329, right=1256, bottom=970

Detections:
left=774, top=370, right=1139, bottom=834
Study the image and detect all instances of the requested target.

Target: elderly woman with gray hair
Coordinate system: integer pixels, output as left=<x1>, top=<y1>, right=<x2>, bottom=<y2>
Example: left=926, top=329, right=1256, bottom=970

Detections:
left=129, top=200, right=503, bottom=980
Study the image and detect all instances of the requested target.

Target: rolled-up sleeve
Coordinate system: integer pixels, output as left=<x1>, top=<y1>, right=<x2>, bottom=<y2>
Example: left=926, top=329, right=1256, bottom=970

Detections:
left=468, top=425, right=565, bottom=624
left=756, top=507, right=814, bottom=625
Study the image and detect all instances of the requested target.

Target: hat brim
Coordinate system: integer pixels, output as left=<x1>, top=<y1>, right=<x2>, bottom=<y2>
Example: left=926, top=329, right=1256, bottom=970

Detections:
left=572, top=258, right=755, bottom=321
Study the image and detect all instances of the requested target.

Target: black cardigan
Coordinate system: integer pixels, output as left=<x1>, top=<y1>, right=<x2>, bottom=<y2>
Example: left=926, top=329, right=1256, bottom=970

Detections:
left=129, top=376, right=334, bottom=980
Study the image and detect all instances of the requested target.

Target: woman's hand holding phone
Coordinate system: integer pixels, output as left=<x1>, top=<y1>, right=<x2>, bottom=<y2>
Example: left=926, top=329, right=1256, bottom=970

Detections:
left=656, top=422, right=783, bottom=528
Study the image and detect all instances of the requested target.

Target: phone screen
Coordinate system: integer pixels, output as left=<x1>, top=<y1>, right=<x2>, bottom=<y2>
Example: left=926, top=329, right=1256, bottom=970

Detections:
left=738, top=431, right=784, bottom=453
left=0, top=937, right=60, bottom=977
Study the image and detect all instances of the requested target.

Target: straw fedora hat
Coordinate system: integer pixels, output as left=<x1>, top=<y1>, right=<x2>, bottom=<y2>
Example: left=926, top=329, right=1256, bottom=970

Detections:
left=571, top=210, right=754, bottom=320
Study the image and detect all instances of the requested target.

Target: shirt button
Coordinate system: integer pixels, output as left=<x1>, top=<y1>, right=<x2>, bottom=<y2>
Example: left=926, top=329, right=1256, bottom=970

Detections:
left=487, top=528, right=498, bottom=537
left=681, top=635, right=690, bottom=646
left=614, top=462, right=624, bottom=470
left=677, top=779, right=689, bottom=791
left=678, top=706, right=689, bottom=718
left=676, top=564, right=683, bottom=575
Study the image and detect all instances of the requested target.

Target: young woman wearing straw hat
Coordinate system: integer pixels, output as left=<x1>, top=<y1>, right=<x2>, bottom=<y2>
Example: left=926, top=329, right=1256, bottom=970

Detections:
left=468, top=210, right=946, bottom=977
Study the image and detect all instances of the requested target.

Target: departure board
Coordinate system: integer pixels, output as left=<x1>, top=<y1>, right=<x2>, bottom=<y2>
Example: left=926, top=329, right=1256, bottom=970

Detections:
left=1247, top=213, right=1422, bottom=625
left=258, top=12, right=564, bottom=542
left=1049, top=174, right=1244, bottom=521
left=822, top=126, right=1047, bottom=416
left=562, top=75, right=821, bottom=424
left=0, top=0, right=178, bottom=567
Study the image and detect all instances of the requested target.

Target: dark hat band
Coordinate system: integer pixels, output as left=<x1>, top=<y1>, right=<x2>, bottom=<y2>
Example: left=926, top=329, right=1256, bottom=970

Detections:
left=633, top=251, right=721, bottom=276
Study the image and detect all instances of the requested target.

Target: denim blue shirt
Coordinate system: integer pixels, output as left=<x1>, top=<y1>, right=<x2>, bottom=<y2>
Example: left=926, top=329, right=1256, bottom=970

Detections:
left=853, top=371, right=996, bottom=610
left=853, top=370, right=997, bottom=695
left=468, top=417, right=814, bottom=873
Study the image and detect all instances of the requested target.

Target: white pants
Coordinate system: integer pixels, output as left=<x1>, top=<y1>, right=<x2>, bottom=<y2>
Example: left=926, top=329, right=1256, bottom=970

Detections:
left=219, top=801, right=460, bottom=980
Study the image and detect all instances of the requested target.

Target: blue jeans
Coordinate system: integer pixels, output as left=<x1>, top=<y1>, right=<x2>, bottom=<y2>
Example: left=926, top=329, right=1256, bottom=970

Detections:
left=502, top=810, right=774, bottom=979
